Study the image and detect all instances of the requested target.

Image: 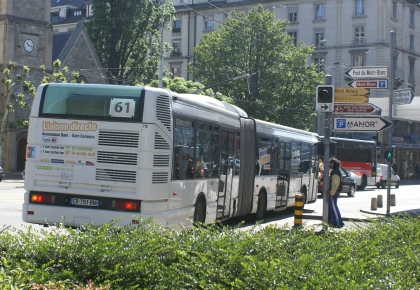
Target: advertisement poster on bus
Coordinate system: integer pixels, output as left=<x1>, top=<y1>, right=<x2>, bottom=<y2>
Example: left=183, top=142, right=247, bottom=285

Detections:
left=259, top=147, right=270, bottom=169
left=30, top=118, right=100, bottom=182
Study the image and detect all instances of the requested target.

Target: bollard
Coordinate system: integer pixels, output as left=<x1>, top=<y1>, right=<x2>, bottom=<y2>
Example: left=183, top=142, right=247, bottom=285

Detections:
left=377, top=195, right=383, bottom=208
left=371, top=197, right=377, bottom=210
left=294, top=194, right=304, bottom=227
left=390, top=194, right=396, bottom=206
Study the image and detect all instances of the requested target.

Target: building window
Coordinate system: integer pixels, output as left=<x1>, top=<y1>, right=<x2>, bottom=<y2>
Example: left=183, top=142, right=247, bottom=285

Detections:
left=171, top=41, right=181, bottom=57
left=315, top=4, right=325, bottom=20
left=409, top=58, right=415, bottom=81
left=315, top=30, right=325, bottom=46
left=354, top=26, right=365, bottom=44
left=173, top=19, right=181, bottom=33
left=410, top=35, right=414, bottom=51
left=204, top=17, right=213, bottom=31
left=410, top=9, right=415, bottom=26
left=392, top=2, right=397, bottom=19
left=314, top=56, right=325, bottom=73
left=288, top=7, right=298, bottom=22
left=288, top=31, right=297, bottom=46
left=355, top=0, right=364, bottom=17
left=352, top=52, right=365, bottom=67
left=171, top=65, right=181, bottom=78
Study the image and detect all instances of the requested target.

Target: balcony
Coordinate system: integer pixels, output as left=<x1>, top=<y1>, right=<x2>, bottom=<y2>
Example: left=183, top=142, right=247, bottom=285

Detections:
left=352, top=39, right=367, bottom=45
left=50, top=16, right=66, bottom=24
left=172, top=27, right=181, bottom=33
left=170, top=51, right=182, bottom=57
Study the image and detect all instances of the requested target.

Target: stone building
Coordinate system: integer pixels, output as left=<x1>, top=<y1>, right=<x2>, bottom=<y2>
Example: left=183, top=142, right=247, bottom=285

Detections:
left=0, top=0, right=105, bottom=172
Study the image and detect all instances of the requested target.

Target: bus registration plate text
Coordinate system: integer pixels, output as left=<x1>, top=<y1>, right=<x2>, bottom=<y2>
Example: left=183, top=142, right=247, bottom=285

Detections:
left=70, top=198, right=99, bottom=207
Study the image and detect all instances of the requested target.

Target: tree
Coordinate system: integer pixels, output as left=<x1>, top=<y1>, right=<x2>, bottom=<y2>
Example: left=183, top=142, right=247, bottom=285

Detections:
left=0, top=60, right=79, bottom=167
left=87, top=0, right=174, bottom=85
left=188, top=5, right=324, bottom=130
left=146, top=77, right=222, bottom=98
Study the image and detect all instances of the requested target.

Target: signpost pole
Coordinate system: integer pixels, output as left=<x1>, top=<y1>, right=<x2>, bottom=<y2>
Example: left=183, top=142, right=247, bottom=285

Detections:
left=322, top=75, right=332, bottom=223
left=386, top=31, right=395, bottom=216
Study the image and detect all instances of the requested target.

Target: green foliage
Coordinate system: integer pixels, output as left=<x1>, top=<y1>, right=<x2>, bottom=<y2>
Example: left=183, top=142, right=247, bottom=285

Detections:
left=188, top=5, right=324, bottom=130
left=86, top=0, right=175, bottom=85
left=0, top=215, right=420, bottom=288
left=145, top=77, right=221, bottom=97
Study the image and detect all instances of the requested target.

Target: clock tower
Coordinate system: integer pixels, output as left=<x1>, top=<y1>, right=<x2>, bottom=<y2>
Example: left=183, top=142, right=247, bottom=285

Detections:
left=0, top=0, right=52, bottom=171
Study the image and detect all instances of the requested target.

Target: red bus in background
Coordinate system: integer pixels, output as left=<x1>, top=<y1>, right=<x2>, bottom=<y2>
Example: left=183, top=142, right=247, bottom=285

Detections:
left=330, top=137, right=378, bottom=190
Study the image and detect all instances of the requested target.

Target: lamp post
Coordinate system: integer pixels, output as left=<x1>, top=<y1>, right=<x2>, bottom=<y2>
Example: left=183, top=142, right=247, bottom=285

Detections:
left=158, top=0, right=165, bottom=88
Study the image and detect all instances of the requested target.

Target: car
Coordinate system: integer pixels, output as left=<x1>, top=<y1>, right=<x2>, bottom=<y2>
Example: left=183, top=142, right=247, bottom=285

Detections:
left=318, top=166, right=356, bottom=197
left=339, top=167, right=357, bottom=197
left=0, top=166, right=5, bottom=182
left=376, top=163, right=400, bottom=189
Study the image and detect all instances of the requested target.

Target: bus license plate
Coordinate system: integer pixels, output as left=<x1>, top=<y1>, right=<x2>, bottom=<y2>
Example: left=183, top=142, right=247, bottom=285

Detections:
left=70, top=198, right=99, bottom=207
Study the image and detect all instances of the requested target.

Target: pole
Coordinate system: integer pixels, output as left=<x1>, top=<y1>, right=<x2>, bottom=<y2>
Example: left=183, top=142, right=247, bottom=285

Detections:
left=158, top=1, right=165, bottom=88
left=322, top=74, right=332, bottom=223
left=386, top=31, right=395, bottom=216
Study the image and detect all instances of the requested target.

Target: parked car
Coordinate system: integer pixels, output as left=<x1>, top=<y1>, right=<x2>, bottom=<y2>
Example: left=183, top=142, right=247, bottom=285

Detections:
left=376, top=163, right=400, bottom=189
left=318, top=167, right=356, bottom=197
left=0, top=166, right=5, bottom=182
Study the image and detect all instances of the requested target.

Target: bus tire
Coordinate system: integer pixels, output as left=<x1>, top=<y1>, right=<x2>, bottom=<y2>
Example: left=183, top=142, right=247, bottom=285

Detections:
left=193, top=196, right=206, bottom=224
left=359, top=175, right=367, bottom=190
left=255, top=191, right=267, bottom=221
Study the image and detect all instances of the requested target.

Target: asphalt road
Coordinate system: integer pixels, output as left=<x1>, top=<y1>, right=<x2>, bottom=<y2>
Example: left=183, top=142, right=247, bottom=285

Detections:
left=1, top=177, right=420, bottom=232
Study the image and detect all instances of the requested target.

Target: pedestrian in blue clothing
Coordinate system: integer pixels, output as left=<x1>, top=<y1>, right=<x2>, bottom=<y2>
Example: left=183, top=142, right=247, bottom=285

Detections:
left=329, top=157, right=344, bottom=228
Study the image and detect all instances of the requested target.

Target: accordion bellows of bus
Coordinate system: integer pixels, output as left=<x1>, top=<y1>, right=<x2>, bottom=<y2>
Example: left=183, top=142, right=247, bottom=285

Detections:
left=23, top=83, right=319, bottom=228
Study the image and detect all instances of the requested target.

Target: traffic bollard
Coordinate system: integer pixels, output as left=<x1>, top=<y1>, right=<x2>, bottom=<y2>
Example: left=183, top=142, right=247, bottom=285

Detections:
left=377, top=195, right=383, bottom=208
left=371, top=197, right=377, bottom=210
left=294, top=194, right=304, bottom=227
left=390, top=194, right=396, bottom=206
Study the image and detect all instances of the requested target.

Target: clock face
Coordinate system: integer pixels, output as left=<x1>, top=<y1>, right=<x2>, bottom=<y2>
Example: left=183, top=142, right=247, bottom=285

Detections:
left=23, top=39, right=34, bottom=53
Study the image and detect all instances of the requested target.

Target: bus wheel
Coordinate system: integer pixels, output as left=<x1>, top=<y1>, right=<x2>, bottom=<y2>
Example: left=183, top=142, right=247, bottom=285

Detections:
left=359, top=175, right=367, bottom=190
left=193, top=197, right=206, bottom=224
left=255, top=192, right=267, bottom=221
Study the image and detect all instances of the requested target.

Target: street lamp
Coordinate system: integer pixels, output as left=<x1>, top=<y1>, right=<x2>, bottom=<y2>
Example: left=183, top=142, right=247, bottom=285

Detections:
left=316, top=39, right=326, bottom=135
left=158, top=0, right=165, bottom=88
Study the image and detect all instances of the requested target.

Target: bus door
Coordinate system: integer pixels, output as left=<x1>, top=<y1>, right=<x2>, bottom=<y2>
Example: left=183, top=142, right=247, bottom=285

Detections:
left=275, top=141, right=289, bottom=210
left=217, top=130, right=234, bottom=219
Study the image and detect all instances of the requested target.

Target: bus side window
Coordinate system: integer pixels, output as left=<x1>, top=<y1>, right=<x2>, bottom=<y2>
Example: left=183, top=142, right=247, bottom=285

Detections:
left=173, top=118, right=194, bottom=180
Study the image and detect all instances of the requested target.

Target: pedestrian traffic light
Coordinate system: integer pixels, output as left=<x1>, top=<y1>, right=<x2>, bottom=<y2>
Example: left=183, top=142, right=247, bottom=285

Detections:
left=384, top=150, right=393, bottom=160
left=315, top=85, right=334, bottom=112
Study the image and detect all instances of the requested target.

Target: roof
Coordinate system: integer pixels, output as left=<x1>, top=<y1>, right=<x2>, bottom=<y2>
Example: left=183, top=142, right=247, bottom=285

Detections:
left=52, top=33, right=71, bottom=61
left=51, top=0, right=87, bottom=8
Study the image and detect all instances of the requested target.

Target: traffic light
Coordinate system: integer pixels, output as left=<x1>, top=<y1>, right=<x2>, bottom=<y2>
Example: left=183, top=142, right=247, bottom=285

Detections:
left=315, top=85, right=334, bottom=112
left=251, top=73, right=259, bottom=96
left=384, top=150, right=393, bottom=160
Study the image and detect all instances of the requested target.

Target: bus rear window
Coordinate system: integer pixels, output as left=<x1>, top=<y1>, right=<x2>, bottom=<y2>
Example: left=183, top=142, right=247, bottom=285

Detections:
left=40, top=84, right=144, bottom=120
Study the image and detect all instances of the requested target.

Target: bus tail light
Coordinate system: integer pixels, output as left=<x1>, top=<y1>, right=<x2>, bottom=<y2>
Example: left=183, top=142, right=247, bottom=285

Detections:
left=30, top=193, right=55, bottom=204
left=112, top=200, right=141, bottom=211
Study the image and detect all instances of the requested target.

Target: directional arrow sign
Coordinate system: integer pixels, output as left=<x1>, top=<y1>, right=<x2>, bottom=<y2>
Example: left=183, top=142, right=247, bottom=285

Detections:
left=335, top=87, right=370, bottom=96
left=334, top=117, right=392, bottom=132
left=393, top=88, right=414, bottom=105
left=333, top=103, right=381, bottom=115
left=345, top=67, right=388, bottom=79
left=334, top=95, right=369, bottom=103
left=347, top=80, right=388, bottom=89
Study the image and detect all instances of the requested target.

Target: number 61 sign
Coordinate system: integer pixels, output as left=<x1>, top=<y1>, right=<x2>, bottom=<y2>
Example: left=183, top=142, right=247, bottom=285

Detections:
left=109, top=98, right=136, bottom=118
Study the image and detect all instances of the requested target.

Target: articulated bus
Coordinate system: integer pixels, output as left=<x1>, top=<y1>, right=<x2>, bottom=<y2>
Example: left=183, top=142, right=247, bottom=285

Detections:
left=328, top=137, right=378, bottom=190
left=23, top=83, right=319, bottom=228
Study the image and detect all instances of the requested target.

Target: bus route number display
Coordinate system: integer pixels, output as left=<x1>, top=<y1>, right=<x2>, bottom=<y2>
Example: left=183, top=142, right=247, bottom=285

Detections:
left=109, top=98, right=136, bottom=118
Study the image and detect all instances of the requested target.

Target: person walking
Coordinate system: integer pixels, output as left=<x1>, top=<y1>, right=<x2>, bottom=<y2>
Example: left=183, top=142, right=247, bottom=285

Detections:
left=329, top=157, right=344, bottom=228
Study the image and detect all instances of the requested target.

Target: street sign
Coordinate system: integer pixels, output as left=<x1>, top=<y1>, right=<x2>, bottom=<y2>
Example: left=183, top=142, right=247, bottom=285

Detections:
left=393, top=88, right=414, bottom=105
left=334, top=95, right=369, bottom=103
left=333, top=103, right=381, bottom=115
left=335, top=87, right=370, bottom=96
left=345, top=67, right=388, bottom=79
left=334, top=117, right=392, bottom=131
left=347, top=80, right=388, bottom=89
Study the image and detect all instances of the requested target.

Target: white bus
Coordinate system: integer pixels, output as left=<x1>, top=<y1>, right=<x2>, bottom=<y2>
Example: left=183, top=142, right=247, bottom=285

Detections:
left=22, top=83, right=319, bottom=228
